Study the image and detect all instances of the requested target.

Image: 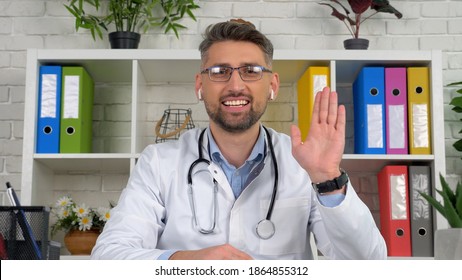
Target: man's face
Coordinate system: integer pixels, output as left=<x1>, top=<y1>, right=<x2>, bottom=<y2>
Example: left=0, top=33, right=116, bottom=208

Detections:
left=196, top=41, right=277, bottom=133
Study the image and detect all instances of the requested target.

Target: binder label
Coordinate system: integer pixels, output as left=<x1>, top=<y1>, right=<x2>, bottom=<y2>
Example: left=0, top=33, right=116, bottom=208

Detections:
left=40, top=74, right=58, bottom=118
left=389, top=105, right=405, bottom=149
left=367, top=104, right=384, bottom=148
left=412, top=104, right=429, bottom=148
left=63, top=75, right=80, bottom=119
left=390, top=174, right=407, bottom=220
left=313, top=75, right=327, bottom=96
left=411, top=173, right=431, bottom=220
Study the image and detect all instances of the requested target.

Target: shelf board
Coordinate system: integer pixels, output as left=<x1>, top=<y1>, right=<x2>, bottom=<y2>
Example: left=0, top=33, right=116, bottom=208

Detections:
left=33, top=49, right=435, bottom=85
left=342, top=154, right=434, bottom=173
left=33, top=153, right=133, bottom=173
left=32, top=153, right=434, bottom=174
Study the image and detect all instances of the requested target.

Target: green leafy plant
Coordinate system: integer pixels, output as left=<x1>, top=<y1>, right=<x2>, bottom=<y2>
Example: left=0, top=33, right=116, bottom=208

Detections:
left=419, top=81, right=462, bottom=228
left=318, top=0, right=402, bottom=39
left=447, top=81, right=462, bottom=156
left=419, top=174, right=462, bottom=228
left=65, top=0, right=200, bottom=40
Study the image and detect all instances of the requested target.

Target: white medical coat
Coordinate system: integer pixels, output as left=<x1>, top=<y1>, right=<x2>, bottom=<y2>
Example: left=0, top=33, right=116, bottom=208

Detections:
left=91, top=127, right=387, bottom=259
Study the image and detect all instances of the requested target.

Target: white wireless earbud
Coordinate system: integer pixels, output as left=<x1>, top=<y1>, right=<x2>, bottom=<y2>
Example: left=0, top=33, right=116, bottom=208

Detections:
left=270, top=89, right=274, bottom=100
left=198, top=88, right=202, bottom=100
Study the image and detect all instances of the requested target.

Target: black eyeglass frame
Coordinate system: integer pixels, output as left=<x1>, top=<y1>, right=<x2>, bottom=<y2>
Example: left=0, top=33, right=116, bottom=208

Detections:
left=200, top=65, right=273, bottom=82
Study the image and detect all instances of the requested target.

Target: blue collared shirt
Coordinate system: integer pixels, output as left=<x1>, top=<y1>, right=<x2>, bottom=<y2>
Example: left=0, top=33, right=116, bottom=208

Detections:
left=207, top=127, right=265, bottom=198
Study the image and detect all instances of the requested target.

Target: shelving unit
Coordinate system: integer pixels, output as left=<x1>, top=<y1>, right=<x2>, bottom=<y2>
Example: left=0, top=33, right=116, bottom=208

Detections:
left=21, top=49, right=446, bottom=233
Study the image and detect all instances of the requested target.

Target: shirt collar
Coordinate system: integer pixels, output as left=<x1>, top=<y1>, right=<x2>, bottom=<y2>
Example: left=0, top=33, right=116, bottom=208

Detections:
left=207, top=125, right=266, bottom=167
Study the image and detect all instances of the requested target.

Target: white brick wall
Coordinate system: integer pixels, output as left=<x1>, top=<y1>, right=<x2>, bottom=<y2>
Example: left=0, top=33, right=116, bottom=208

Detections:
left=0, top=1, right=461, bottom=224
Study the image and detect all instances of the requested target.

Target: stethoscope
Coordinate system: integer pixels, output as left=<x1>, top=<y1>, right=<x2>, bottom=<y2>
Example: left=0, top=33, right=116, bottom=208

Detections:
left=187, top=126, right=278, bottom=240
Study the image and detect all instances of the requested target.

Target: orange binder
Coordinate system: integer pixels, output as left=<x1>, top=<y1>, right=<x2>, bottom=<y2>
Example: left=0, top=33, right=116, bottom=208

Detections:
left=297, top=66, right=330, bottom=140
left=407, top=67, right=431, bottom=154
left=377, top=165, right=412, bottom=256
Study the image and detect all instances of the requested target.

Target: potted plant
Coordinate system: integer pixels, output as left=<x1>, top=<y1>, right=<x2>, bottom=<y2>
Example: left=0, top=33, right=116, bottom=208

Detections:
left=51, top=195, right=113, bottom=255
left=65, top=0, right=200, bottom=49
left=318, top=0, right=402, bottom=49
left=419, top=81, right=462, bottom=259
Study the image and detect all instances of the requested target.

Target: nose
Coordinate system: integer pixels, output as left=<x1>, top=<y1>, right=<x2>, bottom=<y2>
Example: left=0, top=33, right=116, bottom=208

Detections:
left=227, top=69, right=245, bottom=91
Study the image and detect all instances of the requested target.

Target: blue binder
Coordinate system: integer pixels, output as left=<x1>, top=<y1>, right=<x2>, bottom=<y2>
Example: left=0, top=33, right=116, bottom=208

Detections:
left=353, top=67, right=386, bottom=154
left=36, top=65, right=62, bottom=153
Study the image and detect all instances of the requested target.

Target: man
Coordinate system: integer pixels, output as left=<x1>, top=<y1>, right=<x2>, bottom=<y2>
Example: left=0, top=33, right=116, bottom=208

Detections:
left=91, top=19, right=386, bottom=260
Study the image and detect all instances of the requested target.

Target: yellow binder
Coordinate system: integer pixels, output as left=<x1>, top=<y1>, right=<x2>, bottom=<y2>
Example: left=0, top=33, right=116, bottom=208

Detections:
left=297, top=66, right=330, bottom=140
left=407, top=67, right=431, bottom=154
left=60, top=66, right=94, bottom=153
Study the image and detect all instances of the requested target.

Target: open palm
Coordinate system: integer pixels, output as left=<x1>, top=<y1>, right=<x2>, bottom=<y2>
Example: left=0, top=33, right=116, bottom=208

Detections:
left=291, top=87, right=346, bottom=183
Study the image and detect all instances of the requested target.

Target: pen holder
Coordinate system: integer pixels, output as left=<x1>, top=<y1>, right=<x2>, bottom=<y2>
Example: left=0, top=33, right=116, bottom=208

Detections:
left=0, top=206, right=61, bottom=260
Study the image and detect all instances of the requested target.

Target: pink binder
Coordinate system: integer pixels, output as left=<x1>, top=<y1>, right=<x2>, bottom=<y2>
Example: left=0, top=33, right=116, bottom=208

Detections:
left=385, top=67, right=408, bottom=154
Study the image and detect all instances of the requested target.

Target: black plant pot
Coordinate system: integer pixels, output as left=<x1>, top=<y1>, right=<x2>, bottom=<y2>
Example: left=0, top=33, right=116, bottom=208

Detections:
left=108, top=31, right=141, bottom=49
left=343, top=38, right=369, bottom=50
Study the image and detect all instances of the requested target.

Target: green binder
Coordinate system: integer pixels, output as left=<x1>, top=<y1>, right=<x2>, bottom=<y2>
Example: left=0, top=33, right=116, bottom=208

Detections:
left=60, top=67, right=94, bottom=153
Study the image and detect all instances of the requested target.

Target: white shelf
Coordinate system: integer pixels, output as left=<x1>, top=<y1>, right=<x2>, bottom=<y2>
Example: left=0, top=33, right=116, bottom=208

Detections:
left=21, top=48, right=446, bottom=242
left=33, top=153, right=133, bottom=172
left=342, top=154, right=435, bottom=173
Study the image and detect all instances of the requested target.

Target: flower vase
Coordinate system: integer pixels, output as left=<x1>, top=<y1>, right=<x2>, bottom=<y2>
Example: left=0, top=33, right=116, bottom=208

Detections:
left=64, top=228, right=101, bottom=255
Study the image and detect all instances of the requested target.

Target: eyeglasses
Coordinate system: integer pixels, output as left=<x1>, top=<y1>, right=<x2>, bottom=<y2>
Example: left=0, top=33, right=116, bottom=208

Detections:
left=201, top=65, right=272, bottom=82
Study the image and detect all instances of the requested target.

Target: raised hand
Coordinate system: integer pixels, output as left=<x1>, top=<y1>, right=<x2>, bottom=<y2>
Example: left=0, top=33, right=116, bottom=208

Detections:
left=291, top=87, right=346, bottom=183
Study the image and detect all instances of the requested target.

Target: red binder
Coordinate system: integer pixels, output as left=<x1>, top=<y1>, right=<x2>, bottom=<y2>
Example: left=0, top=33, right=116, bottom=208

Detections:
left=377, top=165, right=412, bottom=256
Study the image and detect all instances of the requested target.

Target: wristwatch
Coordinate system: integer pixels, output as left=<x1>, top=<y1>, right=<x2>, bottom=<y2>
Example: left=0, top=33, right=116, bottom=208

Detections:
left=312, top=169, right=349, bottom=194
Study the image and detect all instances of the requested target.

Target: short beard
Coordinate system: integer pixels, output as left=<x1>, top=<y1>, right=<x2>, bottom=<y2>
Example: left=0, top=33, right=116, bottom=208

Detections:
left=204, top=95, right=266, bottom=133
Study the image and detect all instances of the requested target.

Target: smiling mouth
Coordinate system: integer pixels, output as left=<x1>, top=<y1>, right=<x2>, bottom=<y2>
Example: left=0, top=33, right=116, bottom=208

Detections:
left=223, top=100, right=249, bottom=107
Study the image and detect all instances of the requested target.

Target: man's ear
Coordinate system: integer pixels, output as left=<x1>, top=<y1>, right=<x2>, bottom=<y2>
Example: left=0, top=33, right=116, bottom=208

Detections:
left=269, top=72, right=280, bottom=100
left=195, top=73, right=203, bottom=100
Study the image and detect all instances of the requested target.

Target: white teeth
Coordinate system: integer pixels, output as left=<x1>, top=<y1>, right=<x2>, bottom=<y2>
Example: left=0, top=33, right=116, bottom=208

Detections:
left=223, top=100, right=248, bottom=106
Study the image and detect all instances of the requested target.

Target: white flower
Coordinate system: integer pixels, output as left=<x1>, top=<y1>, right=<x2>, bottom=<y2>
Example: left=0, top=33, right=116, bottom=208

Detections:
left=56, top=196, right=72, bottom=208
left=50, top=195, right=112, bottom=237
left=73, top=203, right=90, bottom=218
left=97, top=207, right=111, bottom=222
left=78, top=215, right=93, bottom=231
left=57, top=207, right=71, bottom=219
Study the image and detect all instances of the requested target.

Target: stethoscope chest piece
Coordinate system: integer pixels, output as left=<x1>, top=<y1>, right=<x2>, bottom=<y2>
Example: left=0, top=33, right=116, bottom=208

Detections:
left=256, top=219, right=275, bottom=240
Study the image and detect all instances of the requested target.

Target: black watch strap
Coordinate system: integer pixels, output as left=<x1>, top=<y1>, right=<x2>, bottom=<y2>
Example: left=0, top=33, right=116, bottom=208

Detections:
left=312, top=169, right=349, bottom=194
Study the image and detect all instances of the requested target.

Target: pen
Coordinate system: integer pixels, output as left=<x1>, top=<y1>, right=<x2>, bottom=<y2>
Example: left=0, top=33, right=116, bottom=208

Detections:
left=6, top=182, right=20, bottom=206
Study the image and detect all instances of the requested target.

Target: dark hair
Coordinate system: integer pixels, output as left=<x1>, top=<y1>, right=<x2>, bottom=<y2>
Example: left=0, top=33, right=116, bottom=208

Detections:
left=198, top=19, right=274, bottom=67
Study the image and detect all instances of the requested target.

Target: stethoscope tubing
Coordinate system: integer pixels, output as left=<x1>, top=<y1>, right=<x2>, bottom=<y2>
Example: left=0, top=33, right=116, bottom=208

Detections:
left=187, top=126, right=278, bottom=239
left=262, top=126, right=278, bottom=221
